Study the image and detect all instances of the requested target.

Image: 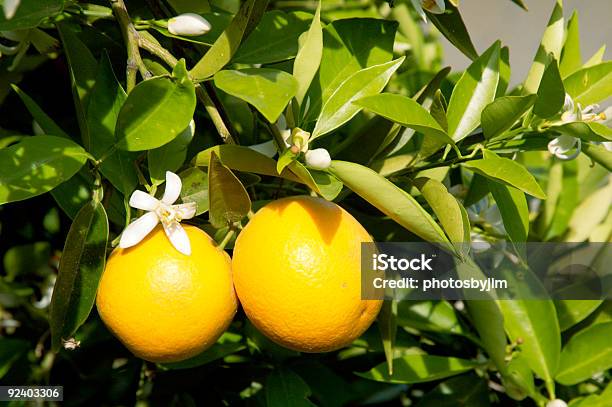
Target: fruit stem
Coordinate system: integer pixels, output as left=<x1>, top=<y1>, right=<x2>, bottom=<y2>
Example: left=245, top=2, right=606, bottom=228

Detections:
left=218, top=228, right=236, bottom=250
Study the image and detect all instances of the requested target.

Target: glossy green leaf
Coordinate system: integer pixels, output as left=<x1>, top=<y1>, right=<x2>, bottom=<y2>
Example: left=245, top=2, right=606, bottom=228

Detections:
left=179, top=167, right=209, bottom=215
left=414, top=178, right=469, bottom=246
left=523, top=0, right=564, bottom=94
left=293, top=3, right=322, bottom=107
left=358, top=354, right=477, bottom=384
left=504, top=354, right=535, bottom=400
left=564, top=61, right=612, bottom=106
left=447, top=42, right=501, bottom=142
left=194, top=145, right=302, bottom=184
left=276, top=148, right=297, bottom=174
left=11, top=85, right=70, bottom=139
left=378, top=300, right=397, bottom=375
left=57, top=23, right=98, bottom=150
left=584, top=45, right=606, bottom=68
left=265, top=368, right=315, bottom=406
left=414, top=374, right=490, bottom=407
left=397, top=301, right=466, bottom=336
left=555, top=300, right=602, bottom=331
left=559, top=11, right=582, bottom=77
left=510, top=0, right=528, bottom=10
left=582, top=143, right=612, bottom=172
left=496, top=46, right=511, bottom=97
left=481, top=95, right=536, bottom=140
left=214, top=69, right=298, bottom=123
left=556, top=322, right=612, bottom=385
left=462, top=153, right=546, bottom=199
left=233, top=11, right=311, bottom=64
left=190, top=0, right=269, bottom=81
left=308, top=169, right=343, bottom=201
left=554, top=122, right=612, bottom=143
left=429, top=90, right=448, bottom=131
left=566, top=179, right=612, bottom=242
left=149, top=121, right=195, bottom=185
left=208, top=152, right=251, bottom=228
left=498, top=298, right=560, bottom=388
left=464, top=173, right=489, bottom=207
left=304, top=18, right=396, bottom=122
left=0, top=136, right=89, bottom=205
left=115, top=61, right=196, bottom=151
left=543, top=160, right=578, bottom=239
left=534, top=59, right=565, bottom=118
left=87, top=54, right=138, bottom=195
left=488, top=181, right=529, bottom=243
left=329, top=161, right=450, bottom=244
left=355, top=93, right=454, bottom=146
left=49, top=200, right=109, bottom=351
left=49, top=171, right=93, bottom=219
left=426, top=3, right=478, bottom=61
left=0, top=0, right=63, bottom=30
left=312, top=58, right=403, bottom=139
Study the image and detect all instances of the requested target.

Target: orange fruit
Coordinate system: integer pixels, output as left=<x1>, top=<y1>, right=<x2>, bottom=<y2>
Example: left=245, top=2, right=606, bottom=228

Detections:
left=232, top=196, right=382, bottom=352
left=96, top=225, right=236, bottom=362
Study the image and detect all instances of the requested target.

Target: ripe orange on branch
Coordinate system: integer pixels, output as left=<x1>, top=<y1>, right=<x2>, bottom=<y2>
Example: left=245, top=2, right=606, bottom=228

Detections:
left=96, top=225, right=237, bottom=363
left=232, top=196, right=382, bottom=352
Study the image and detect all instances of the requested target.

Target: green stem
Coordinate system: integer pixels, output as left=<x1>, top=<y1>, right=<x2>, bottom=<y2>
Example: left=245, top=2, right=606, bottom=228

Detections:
left=218, top=228, right=236, bottom=250
left=109, top=0, right=151, bottom=92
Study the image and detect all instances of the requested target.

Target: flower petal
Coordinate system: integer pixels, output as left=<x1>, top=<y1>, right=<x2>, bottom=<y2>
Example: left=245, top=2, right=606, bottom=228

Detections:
left=162, top=220, right=191, bottom=255
left=119, top=212, right=159, bottom=249
left=411, top=0, right=427, bottom=22
left=162, top=171, right=182, bottom=205
left=3, top=0, right=20, bottom=19
left=129, top=190, right=159, bottom=211
left=173, top=202, right=197, bottom=220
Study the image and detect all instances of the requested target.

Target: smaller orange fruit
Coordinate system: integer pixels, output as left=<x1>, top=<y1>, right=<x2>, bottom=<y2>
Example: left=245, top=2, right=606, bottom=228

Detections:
left=96, top=225, right=236, bottom=363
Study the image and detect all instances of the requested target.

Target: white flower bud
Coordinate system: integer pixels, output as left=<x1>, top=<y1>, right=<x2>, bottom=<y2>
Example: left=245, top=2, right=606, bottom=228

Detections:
left=2, top=0, right=20, bottom=20
left=548, top=135, right=581, bottom=161
left=546, top=399, right=567, bottom=407
left=168, top=13, right=211, bottom=36
left=304, top=148, right=331, bottom=170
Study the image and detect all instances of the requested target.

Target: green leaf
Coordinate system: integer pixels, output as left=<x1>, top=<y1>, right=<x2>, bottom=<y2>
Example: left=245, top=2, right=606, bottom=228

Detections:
left=523, top=0, right=564, bottom=94
left=534, top=59, right=565, bottom=118
left=11, top=85, right=70, bottom=139
left=312, top=58, right=403, bottom=139
left=429, top=90, right=448, bottom=131
left=510, top=0, right=528, bottom=11
left=115, top=61, right=196, bottom=151
left=265, top=368, right=315, bottom=407
left=378, top=300, right=397, bottom=375
left=584, top=45, right=606, bottom=68
left=447, top=41, right=501, bottom=142
left=149, top=121, right=195, bottom=185
left=233, top=11, right=312, bottom=64
left=208, top=151, right=251, bottom=228
left=214, top=69, right=298, bottom=123
left=87, top=54, right=138, bottom=195
left=556, top=322, right=612, bottom=385
left=355, top=93, right=454, bottom=146
left=564, top=61, right=612, bottom=106
left=554, top=122, right=612, bottom=143
left=559, top=11, right=582, bottom=78
left=462, top=153, right=546, bottom=199
left=57, top=23, right=98, bottom=150
left=0, top=0, right=63, bottom=30
left=179, top=167, right=209, bottom=215
left=414, top=374, right=490, bottom=407
left=426, top=3, right=478, bottom=61
left=0, top=136, right=89, bottom=205
left=293, top=4, right=322, bottom=107
left=555, top=300, right=602, bottom=331
left=0, top=338, right=29, bottom=379
left=504, top=354, right=536, bottom=400
left=488, top=181, right=529, bottom=243
left=496, top=46, right=511, bottom=97
left=397, top=301, right=466, bottom=336
left=541, top=160, right=578, bottom=239
left=566, top=179, right=612, bottom=241
left=194, top=145, right=302, bottom=184
left=482, top=95, right=536, bottom=140
left=190, top=0, right=269, bottom=81
left=498, top=298, right=560, bottom=388
left=308, top=169, right=343, bottom=201
left=276, top=148, right=297, bottom=174
left=49, top=171, right=93, bottom=219
left=49, top=200, right=109, bottom=352
left=358, top=355, right=478, bottom=384
left=414, top=178, right=469, bottom=247
left=304, top=18, right=397, bottom=122
left=329, top=161, right=450, bottom=244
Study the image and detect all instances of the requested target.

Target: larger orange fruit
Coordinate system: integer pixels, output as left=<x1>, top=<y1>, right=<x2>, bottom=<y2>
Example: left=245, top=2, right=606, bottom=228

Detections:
left=96, top=225, right=237, bottom=362
left=232, top=196, right=382, bottom=352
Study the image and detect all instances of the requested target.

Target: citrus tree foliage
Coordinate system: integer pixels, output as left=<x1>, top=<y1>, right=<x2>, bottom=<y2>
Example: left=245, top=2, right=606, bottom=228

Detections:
left=0, top=0, right=611, bottom=405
